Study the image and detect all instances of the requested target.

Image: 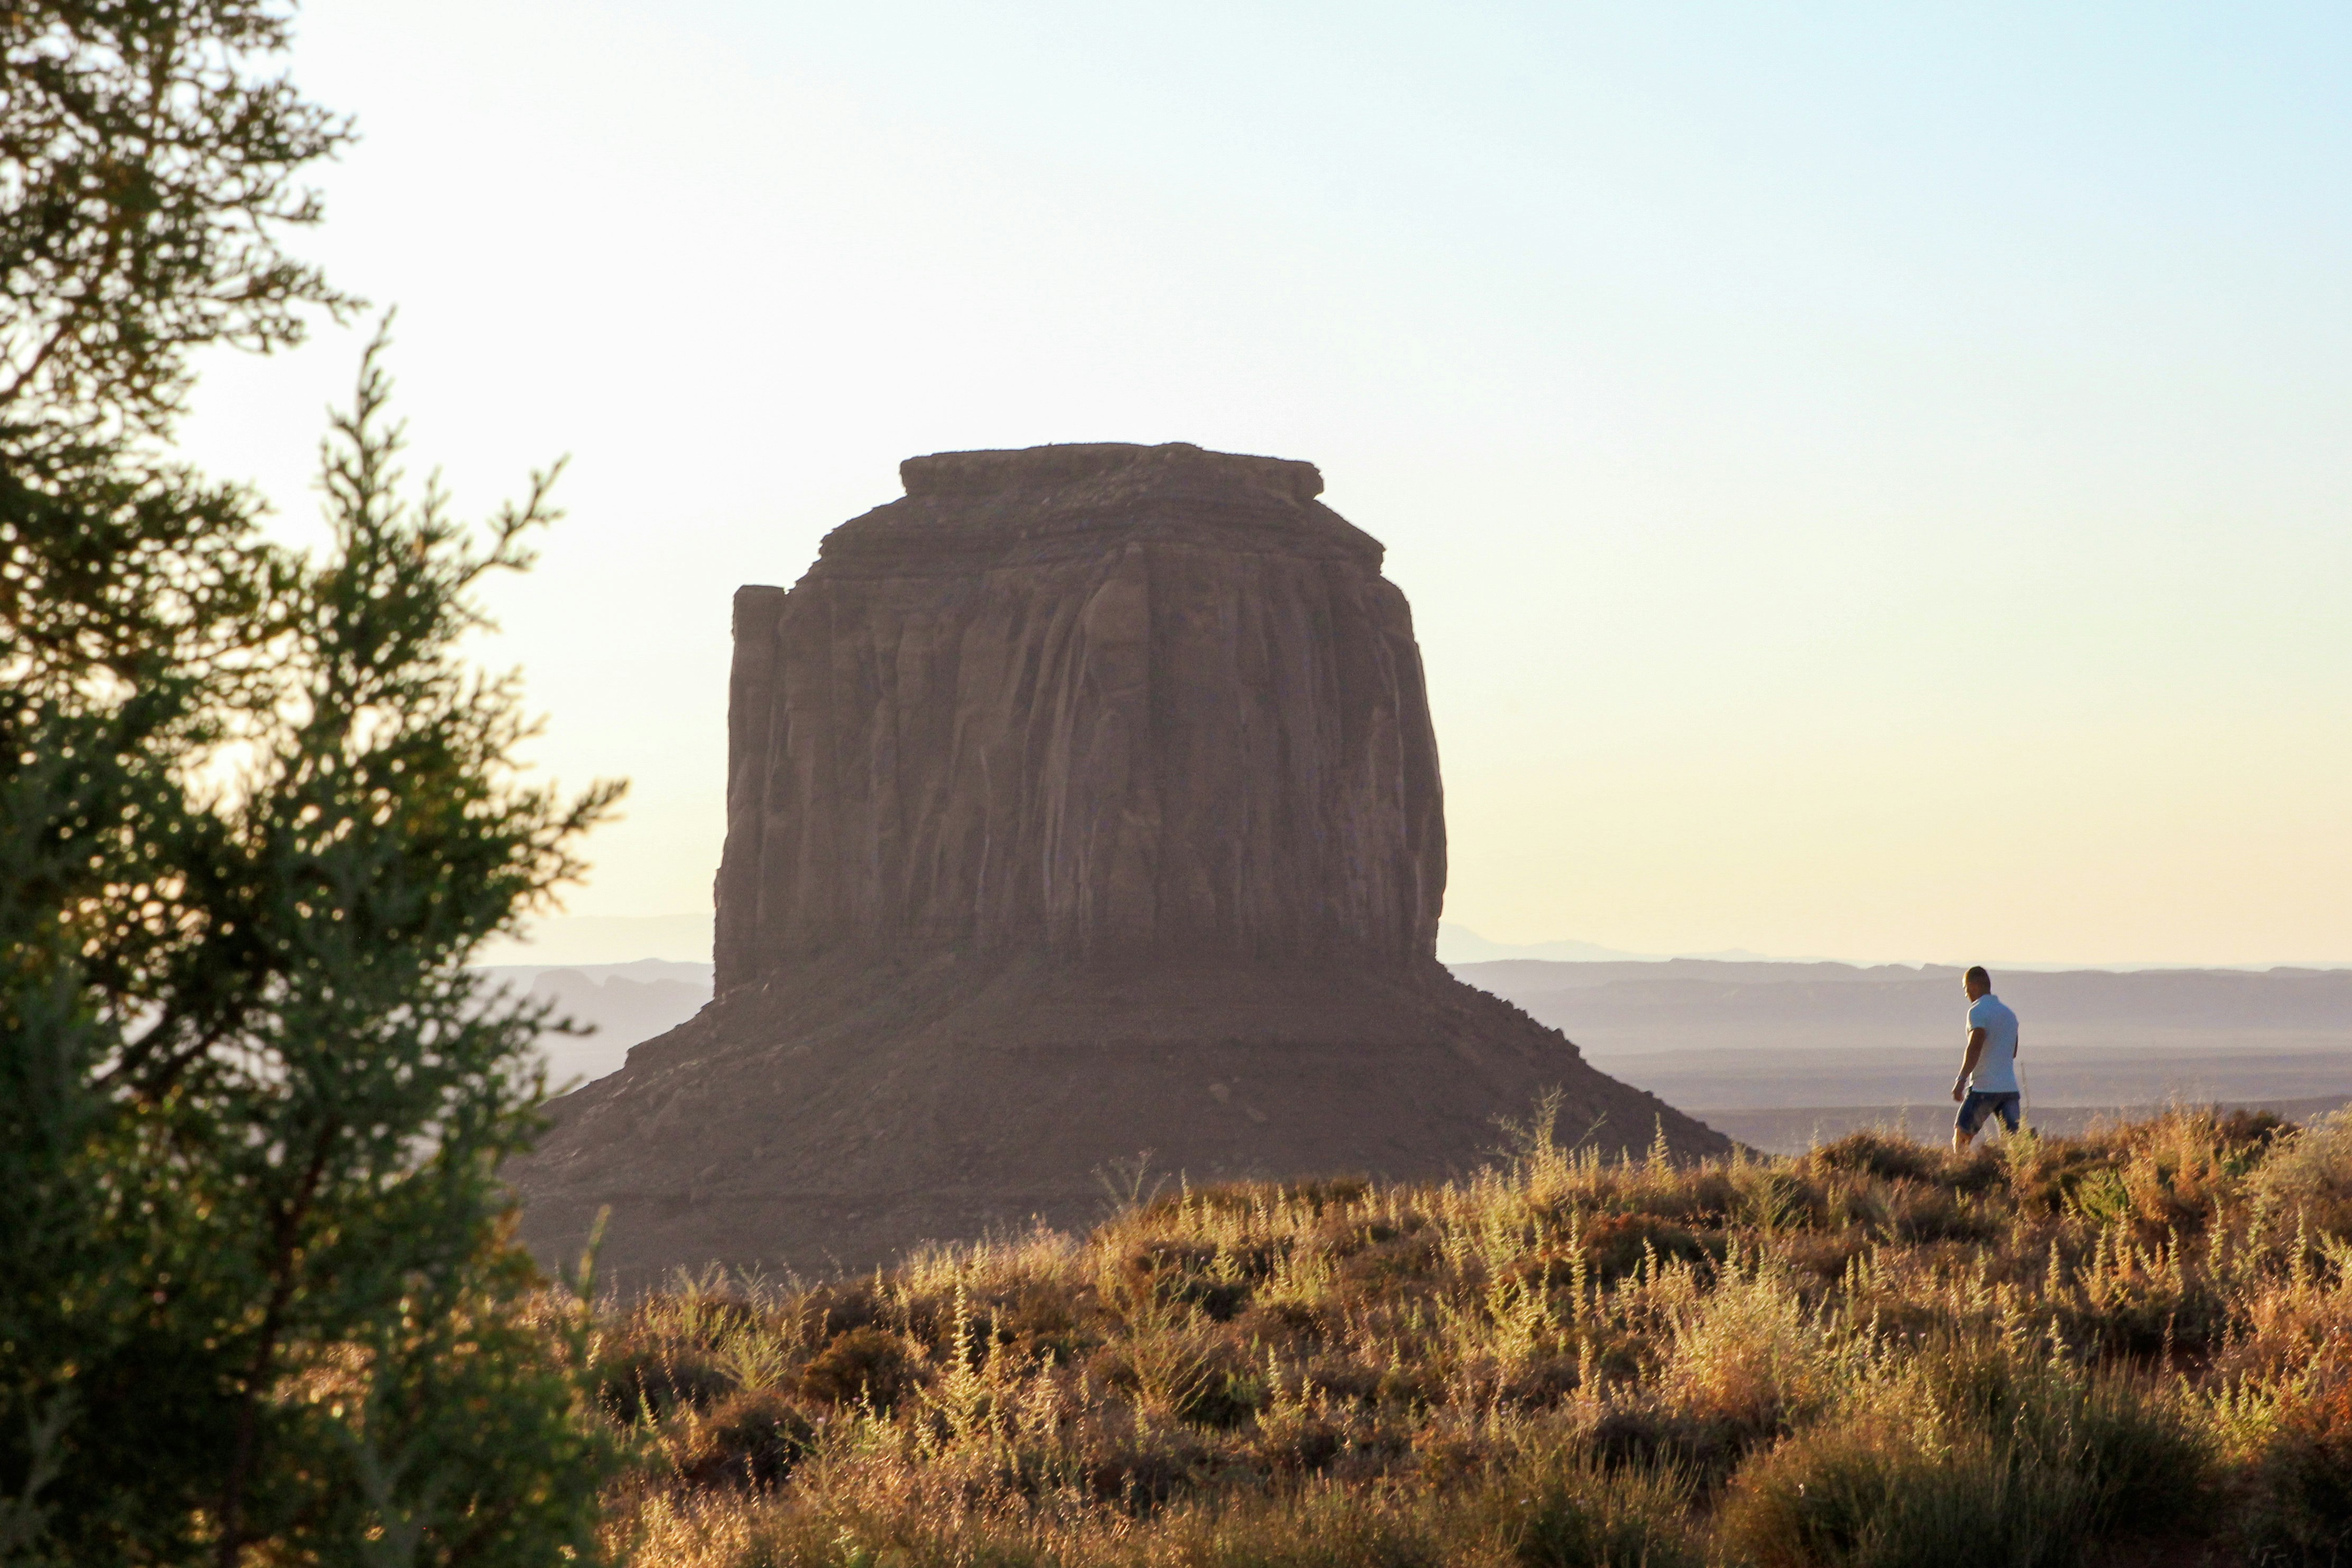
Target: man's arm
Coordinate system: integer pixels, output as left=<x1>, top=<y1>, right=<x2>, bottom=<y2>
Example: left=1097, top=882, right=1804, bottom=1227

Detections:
left=1952, top=1027, right=1985, bottom=1103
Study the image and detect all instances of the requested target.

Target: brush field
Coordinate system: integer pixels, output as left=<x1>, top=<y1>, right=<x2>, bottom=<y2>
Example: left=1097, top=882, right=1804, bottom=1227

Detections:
left=576, top=1106, right=2352, bottom=1568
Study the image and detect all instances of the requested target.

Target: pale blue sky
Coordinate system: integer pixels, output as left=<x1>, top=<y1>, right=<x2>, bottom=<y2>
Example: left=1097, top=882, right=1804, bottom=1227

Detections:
left=181, top=1, right=2352, bottom=965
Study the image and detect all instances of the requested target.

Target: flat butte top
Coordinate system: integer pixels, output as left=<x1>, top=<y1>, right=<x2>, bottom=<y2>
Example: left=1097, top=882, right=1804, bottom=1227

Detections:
left=810, top=442, right=1386, bottom=574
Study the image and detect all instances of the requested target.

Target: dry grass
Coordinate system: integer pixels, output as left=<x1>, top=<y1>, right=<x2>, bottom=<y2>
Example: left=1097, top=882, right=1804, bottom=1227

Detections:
left=580, top=1107, right=2352, bottom=1567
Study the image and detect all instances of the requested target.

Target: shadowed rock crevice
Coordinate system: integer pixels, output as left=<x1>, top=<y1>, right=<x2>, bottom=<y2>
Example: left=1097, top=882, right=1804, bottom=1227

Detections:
left=513, top=442, right=1728, bottom=1280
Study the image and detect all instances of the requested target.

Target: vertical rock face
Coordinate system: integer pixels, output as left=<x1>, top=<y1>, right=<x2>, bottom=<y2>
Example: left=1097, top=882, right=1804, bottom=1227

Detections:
left=511, top=443, right=1731, bottom=1283
left=714, top=442, right=1444, bottom=984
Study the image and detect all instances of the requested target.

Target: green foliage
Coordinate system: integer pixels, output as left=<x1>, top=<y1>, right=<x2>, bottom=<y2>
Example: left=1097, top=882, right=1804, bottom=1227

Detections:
left=2, top=330, right=624, bottom=1563
left=2, top=4, right=622, bottom=1561
left=3, top=0, right=356, bottom=448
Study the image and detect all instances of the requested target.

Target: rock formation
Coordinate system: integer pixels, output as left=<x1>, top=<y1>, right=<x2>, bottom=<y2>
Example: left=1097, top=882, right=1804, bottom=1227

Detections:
left=512, top=443, right=1729, bottom=1283
left=713, top=442, right=1441, bottom=977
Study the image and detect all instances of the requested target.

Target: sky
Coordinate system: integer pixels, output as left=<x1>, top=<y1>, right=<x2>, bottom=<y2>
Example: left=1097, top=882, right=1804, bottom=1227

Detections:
left=177, top=1, right=2352, bottom=969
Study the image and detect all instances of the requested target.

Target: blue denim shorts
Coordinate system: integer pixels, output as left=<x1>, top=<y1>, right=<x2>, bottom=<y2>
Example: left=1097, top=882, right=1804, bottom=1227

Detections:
left=1957, top=1090, right=2021, bottom=1136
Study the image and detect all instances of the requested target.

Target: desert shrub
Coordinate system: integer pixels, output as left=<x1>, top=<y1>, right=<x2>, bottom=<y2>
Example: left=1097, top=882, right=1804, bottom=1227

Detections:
left=1584, top=1404, right=1757, bottom=1482
left=2256, top=1112, right=2352, bottom=1241
left=1617, top=1166, right=1746, bottom=1226
left=1078, top=1417, right=1217, bottom=1505
left=2219, top=1108, right=2294, bottom=1150
left=1721, top=1351, right=2208, bottom=1568
left=1234, top=1297, right=1334, bottom=1347
left=634, top=1282, right=765, bottom=1349
left=1333, top=1223, right=1426, bottom=1283
left=1907, top=1335, right=2037, bottom=1429
left=1122, top=1239, right=1222, bottom=1281
left=799, top=1284, right=889, bottom=1338
left=1934, top=1340, right=2208, bottom=1524
left=2008, top=1138, right=2128, bottom=1215
left=2063, top=1374, right=2212, bottom=1532
left=1807, top=1133, right=2007, bottom=1208
left=1186, top=1368, right=1274, bottom=1429
left=1487, top=1454, right=1701, bottom=1568
left=983, top=1289, right=1102, bottom=1369
left=1718, top=1419, right=2096, bottom=1568
left=1661, top=1261, right=1833, bottom=1441
left=2101, top=1119, right=2240, bottom=1238
left=1579, top=1213, right=1719, bottom=1283
left=2051, top=1236, right=2234, bottom=1360
left=1886, top=1182, right=2001, bottom=1244
left=1729, top=1165, right=1824, bottom=1232
left=2244, top=1377, right=2352, bottom=1566
left=1286, top=1176, right=1376, bottom=1211
left=1774, top=1229, right=1871, bottom=1281
left=599, top=1341, right=740, bottom=1423
left=1301, top=1359, right=1385, bottom=1407
left=1152, top=1484, right=1436, bottom=1568
left=670, top=1389, right=819, bottom=1490
left=1944, top=1147, right=2010, bottom=1195
left=1810, top=1132, right=1945, bottom=1186
left=1246, top=1405, right=1349, bottom=1475
left=1717, top=1421, right=1916, bottom=1568
left=800, top=1327, right=920, bottom=1409
left=1113, top=1452, right=1697, bottom=1568
left=1175, top=1348, right=1265, bottom=1428
left=1497, top=1354, right=1584, bottom=1410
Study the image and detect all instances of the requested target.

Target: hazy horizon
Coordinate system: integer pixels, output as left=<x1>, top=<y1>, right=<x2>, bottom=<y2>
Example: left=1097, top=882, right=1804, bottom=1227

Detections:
left=477, top=911, right=2352, bottom=975
left=177, top=2, right=2351, bottom=970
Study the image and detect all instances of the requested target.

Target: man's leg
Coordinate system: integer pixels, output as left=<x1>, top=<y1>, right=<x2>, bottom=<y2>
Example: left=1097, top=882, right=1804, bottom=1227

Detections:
left=1953, top=1094, right=1980, bottom=1153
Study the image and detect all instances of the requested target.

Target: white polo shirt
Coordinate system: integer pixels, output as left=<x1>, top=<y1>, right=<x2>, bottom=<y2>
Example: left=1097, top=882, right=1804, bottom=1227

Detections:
left=1966, top=993, right=2020, bottom=1094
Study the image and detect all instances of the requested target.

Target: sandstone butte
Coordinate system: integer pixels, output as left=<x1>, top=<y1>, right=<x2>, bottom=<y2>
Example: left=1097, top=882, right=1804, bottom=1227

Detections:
left=511, top=442, right=1731, bottom=1283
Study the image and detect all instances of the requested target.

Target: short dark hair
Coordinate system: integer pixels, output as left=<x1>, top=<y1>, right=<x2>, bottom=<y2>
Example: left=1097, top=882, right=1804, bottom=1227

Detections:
left=1965, top=965, right=1990, bottom=990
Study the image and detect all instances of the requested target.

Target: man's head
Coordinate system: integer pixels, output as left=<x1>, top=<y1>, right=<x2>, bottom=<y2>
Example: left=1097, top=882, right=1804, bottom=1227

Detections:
left=1964, top=965, right=1991, bottom=1001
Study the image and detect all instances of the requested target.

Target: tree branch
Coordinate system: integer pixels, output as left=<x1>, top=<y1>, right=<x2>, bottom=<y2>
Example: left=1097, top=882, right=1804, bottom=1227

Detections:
left=214, top=1119, right=338, bottom=1568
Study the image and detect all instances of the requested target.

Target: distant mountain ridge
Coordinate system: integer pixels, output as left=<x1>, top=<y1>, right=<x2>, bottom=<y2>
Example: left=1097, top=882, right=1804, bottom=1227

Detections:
left=1452, top=958, right=2352, bottom=1030
left=1434, top=924, right=1789, bottom=964
left=1453, top=957, right=2351, bottom=1131
left=475, top=962, right=713, bottom=1090
left=1435, top=924, right=2352, bottom=972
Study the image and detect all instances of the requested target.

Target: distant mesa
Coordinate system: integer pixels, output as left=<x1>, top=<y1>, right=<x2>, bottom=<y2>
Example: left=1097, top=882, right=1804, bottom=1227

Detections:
left=510, top=441, right=1729, bottom=1281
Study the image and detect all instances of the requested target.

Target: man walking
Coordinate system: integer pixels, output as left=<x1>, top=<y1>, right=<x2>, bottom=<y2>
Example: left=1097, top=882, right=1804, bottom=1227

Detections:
left=1952, top=965, right=2022, bottom=1149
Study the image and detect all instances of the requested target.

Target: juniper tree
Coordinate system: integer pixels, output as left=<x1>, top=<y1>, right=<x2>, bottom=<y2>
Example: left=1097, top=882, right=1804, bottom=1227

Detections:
left=3, top=5, right=622, bottom=1562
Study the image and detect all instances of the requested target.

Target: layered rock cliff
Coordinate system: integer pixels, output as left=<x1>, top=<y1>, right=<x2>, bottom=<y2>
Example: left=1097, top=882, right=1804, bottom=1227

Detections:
left=713, top=442, right=1442, bottom=979
left=513, top=444, right=1729, bottom=1282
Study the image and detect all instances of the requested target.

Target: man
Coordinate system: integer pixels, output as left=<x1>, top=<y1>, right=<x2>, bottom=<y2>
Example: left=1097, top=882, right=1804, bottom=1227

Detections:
left=1952, top=965, right=2022, bottom=1149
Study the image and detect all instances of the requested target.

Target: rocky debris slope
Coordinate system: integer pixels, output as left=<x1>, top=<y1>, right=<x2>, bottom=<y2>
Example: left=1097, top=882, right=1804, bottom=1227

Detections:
left=512, top=444, right=1728, bottom=1281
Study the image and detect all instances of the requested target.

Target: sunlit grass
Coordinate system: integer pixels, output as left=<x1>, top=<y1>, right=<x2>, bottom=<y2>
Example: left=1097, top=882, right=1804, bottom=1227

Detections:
left=583, top=1107, right=2352, bottom=1567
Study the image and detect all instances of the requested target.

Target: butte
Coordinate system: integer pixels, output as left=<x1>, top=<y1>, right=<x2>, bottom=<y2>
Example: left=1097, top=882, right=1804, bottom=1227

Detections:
left=511, top=442, right=1729, bottom=1281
